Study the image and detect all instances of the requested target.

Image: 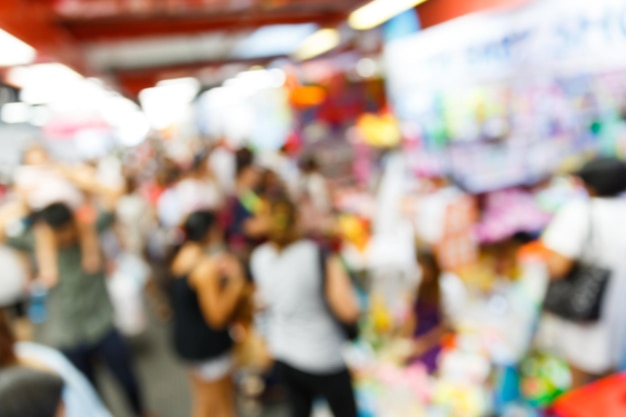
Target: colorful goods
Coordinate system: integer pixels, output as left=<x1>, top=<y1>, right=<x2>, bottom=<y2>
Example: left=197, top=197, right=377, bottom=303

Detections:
left=520, top=352, right=571, bottom=408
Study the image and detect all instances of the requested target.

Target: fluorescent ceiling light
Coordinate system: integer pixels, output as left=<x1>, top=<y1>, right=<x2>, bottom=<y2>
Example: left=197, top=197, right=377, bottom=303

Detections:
left=293, top=29, right=341, bottom=61
left=139, top=81, right=199, bottom=129
left=349, top=0, right=428, bottom=31
left=232, top=24, right=318, bottom=59
left=156, top=77, right=200, bottom=89
left=0, top=29, right=36, bottom=66
left=224, top=69, right=286, bottom=91
left=9, top=64, right=83, bottom=104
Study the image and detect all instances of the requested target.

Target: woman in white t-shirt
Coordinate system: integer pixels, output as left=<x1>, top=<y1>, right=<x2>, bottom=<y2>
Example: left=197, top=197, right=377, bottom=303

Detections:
left=250, top=198, right=359, bottom=417
left=540, top=157, right=626, bottom=387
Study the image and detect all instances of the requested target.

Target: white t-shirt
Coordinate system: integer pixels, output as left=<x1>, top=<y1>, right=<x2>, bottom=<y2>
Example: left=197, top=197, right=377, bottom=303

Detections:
left=157, top=178, right=222, bottom=227
left=208, top=148, right=235, bottom=194
left=251, top=240, right=346, bottom=374
left=539, top=198, right=626, bottom=373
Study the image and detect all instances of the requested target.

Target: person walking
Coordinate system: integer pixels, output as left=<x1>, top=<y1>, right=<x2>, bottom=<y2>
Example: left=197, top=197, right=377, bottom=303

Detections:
left=250, top=198, right=360, bottom=417
left=170, top=210, right=247, bottom=417
left=0, top=200, right=150, bottom=417
left=540, top=157, right=626, bottom=387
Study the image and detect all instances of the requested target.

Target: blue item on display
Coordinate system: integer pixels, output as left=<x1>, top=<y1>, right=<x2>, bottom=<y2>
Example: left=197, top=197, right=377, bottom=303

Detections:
left=494, top=365, right=523, bottom=414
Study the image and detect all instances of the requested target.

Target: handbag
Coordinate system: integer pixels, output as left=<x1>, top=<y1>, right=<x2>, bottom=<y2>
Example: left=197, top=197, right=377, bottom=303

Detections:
left=543, top=203, right=611, bottom=322
left=318, top=248, right=359, bottom=341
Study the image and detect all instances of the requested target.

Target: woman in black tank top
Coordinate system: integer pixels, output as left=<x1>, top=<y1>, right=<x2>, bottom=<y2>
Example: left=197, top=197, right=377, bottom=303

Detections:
left=170, top=210, right=246, bottom=417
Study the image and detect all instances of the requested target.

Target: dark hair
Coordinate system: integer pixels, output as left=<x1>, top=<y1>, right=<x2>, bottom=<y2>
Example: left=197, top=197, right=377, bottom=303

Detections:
left=0, top=367, right=64, bottom=417
left=300, top=156, right=319, bottom=173
left=235, top=148, right=254, bottom=178
left=577, top=157, right=626, bottom=197
left=416, top=250, right=442, bottom=307
left=0, top=311, right=17, bottom=369
left=38, top=203, right=74, bottom=230
left=183, top=211, right=217, bottom=243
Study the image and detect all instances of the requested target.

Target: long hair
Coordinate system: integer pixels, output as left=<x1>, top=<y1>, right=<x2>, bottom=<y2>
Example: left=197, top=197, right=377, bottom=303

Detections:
left=416, top=251, right=442, bottom=308
left=0, top=311, right=17, bottom=368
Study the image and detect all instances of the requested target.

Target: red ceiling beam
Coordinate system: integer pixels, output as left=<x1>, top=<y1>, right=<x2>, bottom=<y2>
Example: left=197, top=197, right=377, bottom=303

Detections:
left=0, top=0, right=85, bottom=72
left=417, top=0, right=531, bottom=29
left=59, top=9, right=348, bottom=42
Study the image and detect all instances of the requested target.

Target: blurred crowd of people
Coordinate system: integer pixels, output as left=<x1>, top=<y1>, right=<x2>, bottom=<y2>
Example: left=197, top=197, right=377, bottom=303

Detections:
left=3, top=137, right=626, bottom=417
left=0, top=139, right=359, bottom=417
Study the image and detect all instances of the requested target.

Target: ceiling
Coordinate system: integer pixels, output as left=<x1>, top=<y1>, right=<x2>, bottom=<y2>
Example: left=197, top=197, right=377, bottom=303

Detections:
left=1, top=0, right=524, bottom=96
left=0, top=0, right=364, bottom=97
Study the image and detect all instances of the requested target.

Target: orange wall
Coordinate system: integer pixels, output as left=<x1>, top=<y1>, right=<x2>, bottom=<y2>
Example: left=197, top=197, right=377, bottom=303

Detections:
left=417, top=0, right=532, bottom=29
left=0, top=0, right=84, bottom=72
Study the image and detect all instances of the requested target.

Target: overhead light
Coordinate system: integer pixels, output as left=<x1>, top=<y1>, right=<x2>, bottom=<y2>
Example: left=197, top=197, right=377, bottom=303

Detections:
left=0, top=29, right=36, bottom=67
left=232, top=24, right=318, bottom=59
left=1, top=102, right=30, bottom=124
left=349, top=0, right=428, bottom=31
left=356, top=57, right=378, bottom=78
left=9, top=64, right=83, bottom=105
left=293, top=29, right=340, bottom=61
left=139, top=81, right=199, bottom=130
left=156, top=77, right=200, bottom=89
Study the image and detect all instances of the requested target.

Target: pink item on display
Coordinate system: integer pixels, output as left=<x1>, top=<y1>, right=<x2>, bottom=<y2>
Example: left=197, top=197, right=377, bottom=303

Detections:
left=475, top=188, right=551, bottom=244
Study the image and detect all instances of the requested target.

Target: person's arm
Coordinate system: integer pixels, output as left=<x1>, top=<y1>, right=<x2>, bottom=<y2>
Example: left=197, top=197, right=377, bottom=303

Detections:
left=411, top=322, right=450, bottom=357
left=190, top=255, right=246, bottom=329
left=56, top=164, right=124, bottom=209
left=0, top=202, right=33, bottom=251
left=33, top=223, right=60, bottom=288
left=243, top=215, right=270, bottom=238
left=541, top=201, right=587, bottom=280
left=544, top=248, right=575, bottom=279
left=325, top=255, right=360, bottom=323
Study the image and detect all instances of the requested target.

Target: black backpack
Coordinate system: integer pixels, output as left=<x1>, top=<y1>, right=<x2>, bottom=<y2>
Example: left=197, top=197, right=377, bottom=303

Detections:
left=318, top=248, right=359, bottom=341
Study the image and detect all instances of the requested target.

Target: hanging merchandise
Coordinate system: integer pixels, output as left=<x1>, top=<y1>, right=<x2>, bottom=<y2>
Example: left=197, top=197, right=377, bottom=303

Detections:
left=385, top=0, right=626, bottom=192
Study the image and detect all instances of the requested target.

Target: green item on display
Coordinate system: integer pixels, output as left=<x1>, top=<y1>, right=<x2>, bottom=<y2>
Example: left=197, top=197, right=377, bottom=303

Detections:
left=520, top=351, right=571, bottom=408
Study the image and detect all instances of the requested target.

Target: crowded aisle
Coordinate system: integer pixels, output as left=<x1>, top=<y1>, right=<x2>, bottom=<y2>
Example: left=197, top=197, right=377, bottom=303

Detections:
left=3, top=1, right=626, bottom=417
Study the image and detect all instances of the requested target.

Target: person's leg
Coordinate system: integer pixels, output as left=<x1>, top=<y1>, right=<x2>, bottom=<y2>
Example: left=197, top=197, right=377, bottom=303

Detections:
left=61, top=344, right=97, bottom=389
left=189, top=372, right=236, bottom=417
left=278, top=362, right=315, bottom=417
left=320, top=368, right=358, bottom=417
left=95, top=329, right=145, bottom=416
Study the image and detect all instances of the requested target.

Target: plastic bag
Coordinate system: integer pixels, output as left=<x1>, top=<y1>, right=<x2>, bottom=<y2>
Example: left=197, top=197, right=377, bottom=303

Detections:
left=0, top=247, right=26, bottom=307
left=107, top=253, right=149, bottom=336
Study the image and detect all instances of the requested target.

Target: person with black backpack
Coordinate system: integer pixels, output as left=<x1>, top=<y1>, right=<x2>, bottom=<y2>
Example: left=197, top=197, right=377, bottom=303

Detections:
left=250, top=197, right=360, bottom=417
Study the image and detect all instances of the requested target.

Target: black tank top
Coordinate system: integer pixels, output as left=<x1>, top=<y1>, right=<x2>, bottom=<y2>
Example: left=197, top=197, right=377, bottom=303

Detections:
left=171, top=275, right=233, bottom=361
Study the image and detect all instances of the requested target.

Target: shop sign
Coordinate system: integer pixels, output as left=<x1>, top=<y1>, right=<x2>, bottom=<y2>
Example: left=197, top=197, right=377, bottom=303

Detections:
left=386, top=0, right=626, bottom=100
